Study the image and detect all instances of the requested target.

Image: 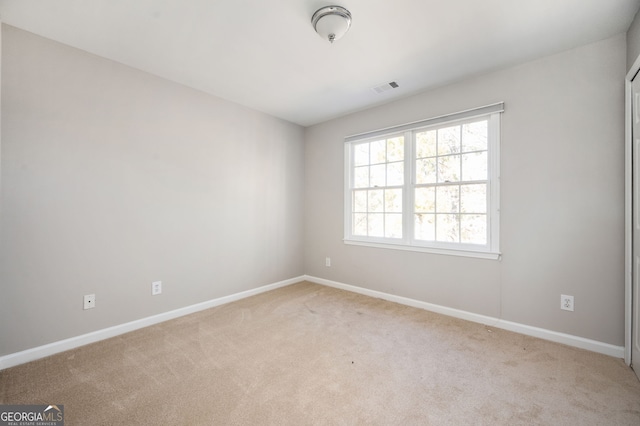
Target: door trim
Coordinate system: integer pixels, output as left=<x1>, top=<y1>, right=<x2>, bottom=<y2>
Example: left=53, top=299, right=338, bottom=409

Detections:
left=625, top=55, right=640, bottom=366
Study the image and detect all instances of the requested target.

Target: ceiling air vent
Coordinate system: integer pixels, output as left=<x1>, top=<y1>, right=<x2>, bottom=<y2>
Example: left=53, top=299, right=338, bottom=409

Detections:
left=372, top=81, right=399, bottom=94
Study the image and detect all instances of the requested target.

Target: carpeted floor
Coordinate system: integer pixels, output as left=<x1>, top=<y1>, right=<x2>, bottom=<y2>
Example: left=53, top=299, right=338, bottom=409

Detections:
left=1, top=281, right=639, bottom=425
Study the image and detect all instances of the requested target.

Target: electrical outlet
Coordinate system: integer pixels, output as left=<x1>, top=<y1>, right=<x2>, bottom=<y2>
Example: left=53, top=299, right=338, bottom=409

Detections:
left=325, top=257, right=331, bottom=267
left=152, top=281, right=162, bottom=296
left=561, top=294, right=574, bottom=311
left=83, top=294, right=95, bottom=310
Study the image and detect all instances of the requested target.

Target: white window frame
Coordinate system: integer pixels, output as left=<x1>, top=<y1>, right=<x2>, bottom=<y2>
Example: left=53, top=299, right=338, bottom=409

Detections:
left=344, top=103, right=503, bottom=260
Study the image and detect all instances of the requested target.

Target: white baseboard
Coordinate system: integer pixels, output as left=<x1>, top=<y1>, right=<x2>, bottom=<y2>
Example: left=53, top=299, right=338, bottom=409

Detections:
left=1, top=274, right=624, bottom=370
left=0, top=276, right=304, bottom=370
left=304, top=275, right=625, bottom=359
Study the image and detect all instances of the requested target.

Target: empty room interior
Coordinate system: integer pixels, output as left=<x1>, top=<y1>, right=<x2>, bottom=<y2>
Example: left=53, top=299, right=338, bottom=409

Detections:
left=2, top=0, right=640, bottom=424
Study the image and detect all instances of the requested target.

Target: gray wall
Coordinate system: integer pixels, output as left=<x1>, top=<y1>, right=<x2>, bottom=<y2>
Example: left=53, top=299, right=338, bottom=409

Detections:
left=628, top=8, right=640, bottom=72
left=0, top=25, right=305, bottom=356
left=0, top=23, right=630, bottom=358
left=304, top=35, right=626, bottom=346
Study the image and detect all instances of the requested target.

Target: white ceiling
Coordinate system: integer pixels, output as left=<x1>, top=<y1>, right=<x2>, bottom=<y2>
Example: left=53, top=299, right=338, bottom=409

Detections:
left=1, top=0, right=639, bottom=126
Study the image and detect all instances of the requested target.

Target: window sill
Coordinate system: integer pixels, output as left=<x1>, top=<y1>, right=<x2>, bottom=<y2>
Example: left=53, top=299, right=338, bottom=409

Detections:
left=343, top=239, right=501, bottom=260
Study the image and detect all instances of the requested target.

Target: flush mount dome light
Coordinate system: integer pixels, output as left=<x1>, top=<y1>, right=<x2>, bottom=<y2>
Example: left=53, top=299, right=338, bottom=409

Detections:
left=311, top=5, right=352, bottom=43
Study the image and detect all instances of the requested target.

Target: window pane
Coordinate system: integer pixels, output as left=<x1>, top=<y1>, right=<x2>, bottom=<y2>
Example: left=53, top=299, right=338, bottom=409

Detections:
left=462, top=120, right=488, bottom=152
left=353, top=190, right=367, bottom=212
left=415, top=213, right=435, bottom=241
left=462, top=152, right=487, bottom=181
left=385, top=214, right=403, bottom=238
left=436, top=214, right=459, bottom=242
left=354, top=166, right=369, bottom=188
left=387, top=137, right=404, bottom=162
left=353, top=213, right=367, bottom=236
left=414, top=187, right=435, bottom=213
left=461, top=214, right=487, bottom=245
left=416, top=158, right=437, bottom=184
left=385, top=189, right=403, bottom=212
left=416, top=130, right=436, bottom=158
left=387, top=162, right=404, bottom=186
left=370, top=164, right=386, bottom=187
left=370, top=140, right=386, bottom=164
left=438, top=125, right=461, bottom=155
left=354, top=143, right=370, bottom=166
left=368, top=213, right=384, bottom=237
left=460, top=184, right=486, bottom=213
left=438, top=155, right=461, bottom=183
left=368, top=190, right=384, bottom=212
left=436, top=186, right=459, bottom=213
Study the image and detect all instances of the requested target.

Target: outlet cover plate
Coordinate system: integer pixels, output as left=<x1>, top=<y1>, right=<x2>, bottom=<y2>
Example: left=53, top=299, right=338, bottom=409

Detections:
left=561, top=294, right=574, bottom=311
left=84, top=294, right=95, bottom=310
left=152, top=281, right=162, bottom=296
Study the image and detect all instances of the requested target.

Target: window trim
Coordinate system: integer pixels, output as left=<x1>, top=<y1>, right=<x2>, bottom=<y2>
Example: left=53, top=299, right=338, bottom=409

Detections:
left=344, top=103, right=503, bottom=260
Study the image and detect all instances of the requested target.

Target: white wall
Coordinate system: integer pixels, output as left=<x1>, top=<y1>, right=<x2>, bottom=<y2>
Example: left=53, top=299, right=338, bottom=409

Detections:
left=0, top=25, right=305, bottom=356
left=304, top=35, right=626, bottom=346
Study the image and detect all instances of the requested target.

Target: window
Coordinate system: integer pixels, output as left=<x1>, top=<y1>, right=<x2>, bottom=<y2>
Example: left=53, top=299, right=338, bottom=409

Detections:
left=344, top=103, right=502, bottom=259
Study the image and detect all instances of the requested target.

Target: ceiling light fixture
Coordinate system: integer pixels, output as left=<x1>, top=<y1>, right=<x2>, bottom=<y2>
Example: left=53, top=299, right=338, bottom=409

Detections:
left=311, top=5, right=352, bottom=43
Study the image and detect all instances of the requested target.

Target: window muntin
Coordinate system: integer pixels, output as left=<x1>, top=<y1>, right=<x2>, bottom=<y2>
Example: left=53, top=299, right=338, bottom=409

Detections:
left=345, top=105, right=501, bottom=259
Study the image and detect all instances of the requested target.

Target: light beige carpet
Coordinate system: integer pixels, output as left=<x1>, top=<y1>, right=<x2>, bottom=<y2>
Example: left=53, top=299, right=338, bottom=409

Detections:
left=1, top=281, right=639, bottom=425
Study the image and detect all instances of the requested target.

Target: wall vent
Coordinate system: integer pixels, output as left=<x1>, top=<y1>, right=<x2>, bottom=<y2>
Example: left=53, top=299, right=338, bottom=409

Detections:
left=371, top=81, right=399, bottom=94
